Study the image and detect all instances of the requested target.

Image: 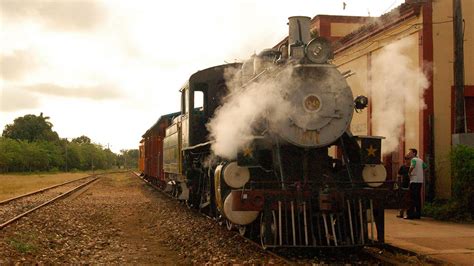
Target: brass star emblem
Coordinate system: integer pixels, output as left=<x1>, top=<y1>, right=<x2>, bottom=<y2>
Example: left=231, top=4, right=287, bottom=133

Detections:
left=367, top=145, right=377, bottom=157
left=243, top=146, right=253, bottom=157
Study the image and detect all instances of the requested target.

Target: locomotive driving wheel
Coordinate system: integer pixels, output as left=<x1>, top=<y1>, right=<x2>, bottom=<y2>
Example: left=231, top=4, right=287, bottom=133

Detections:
left=260, top=210, right=277, bottom=249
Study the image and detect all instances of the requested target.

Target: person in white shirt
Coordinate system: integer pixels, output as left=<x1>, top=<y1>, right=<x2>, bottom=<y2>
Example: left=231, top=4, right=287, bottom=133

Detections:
left=406, top=148, right=427, bottom=219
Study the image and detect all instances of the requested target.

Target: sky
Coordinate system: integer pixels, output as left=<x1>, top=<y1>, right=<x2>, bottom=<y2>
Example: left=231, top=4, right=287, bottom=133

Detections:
left=0, top=0, right=404, bottom=153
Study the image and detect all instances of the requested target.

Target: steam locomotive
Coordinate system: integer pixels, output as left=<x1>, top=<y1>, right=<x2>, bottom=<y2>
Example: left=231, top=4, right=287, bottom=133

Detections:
left=139, top=16, right=391, bottom=248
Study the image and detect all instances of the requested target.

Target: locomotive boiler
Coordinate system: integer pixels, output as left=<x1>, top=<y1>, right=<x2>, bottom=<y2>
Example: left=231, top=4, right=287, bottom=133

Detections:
left=140, top=16, right=391, bottom=248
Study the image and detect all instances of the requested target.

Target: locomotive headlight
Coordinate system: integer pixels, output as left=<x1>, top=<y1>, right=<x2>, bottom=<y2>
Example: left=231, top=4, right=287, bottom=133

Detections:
left=362, top=164, right=387, bottom=187
left=305, top=37, right=333, bottom=64
left=303, top=94, right=322, bottom=113
left=223, top=162, right=250, bottom=188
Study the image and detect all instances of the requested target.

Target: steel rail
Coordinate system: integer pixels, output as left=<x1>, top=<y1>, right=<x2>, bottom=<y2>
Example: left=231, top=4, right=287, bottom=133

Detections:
left=0, top=175, right=95, bottom=205
left=0, top=176, right=100, bottom=229
left=131, top=171, right=292, bottom=264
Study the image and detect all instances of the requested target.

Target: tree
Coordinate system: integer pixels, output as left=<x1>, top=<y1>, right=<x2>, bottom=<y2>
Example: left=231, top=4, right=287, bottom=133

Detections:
left=0, top=137, right=23, bottom=172
left=2, top=113, right=59, bottom=142
left=72, top=135, right=91, bottom=144
left=117, top=149, right=139, bottom=169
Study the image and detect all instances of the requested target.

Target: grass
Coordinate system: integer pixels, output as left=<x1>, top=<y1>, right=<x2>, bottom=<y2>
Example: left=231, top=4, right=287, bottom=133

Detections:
left=0, top=172, right=91, bottom=201
left=7, top=232, right=38, bottom=254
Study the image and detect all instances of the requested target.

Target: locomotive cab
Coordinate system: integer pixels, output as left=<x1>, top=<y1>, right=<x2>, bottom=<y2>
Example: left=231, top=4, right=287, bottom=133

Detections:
left=162, top=64, right=242, bottom=201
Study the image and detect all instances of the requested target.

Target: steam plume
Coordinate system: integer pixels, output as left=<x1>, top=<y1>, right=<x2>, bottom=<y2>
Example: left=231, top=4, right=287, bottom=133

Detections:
left=370, top=38, right=429, bottom=154
left=207, top=66, right=294, bottom=159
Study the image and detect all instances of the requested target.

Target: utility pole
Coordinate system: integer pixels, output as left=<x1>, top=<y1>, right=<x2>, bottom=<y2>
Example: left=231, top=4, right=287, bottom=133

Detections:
left=453, top=0, right=466, bottom=133
left=65, top=140, right=68, bottom=172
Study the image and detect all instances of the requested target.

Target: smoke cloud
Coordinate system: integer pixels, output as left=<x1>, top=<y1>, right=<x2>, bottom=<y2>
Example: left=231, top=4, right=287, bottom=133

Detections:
left=370, top=38, right=429, bottom=154
left=207, top=66, right=295, bottom=159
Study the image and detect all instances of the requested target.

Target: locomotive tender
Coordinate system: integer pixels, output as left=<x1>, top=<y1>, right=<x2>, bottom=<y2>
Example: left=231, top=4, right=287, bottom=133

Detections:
left=140, top=16, right=391, bottom=248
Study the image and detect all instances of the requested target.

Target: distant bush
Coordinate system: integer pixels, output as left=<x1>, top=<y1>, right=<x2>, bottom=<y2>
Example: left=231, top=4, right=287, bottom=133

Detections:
left=451, top=145, right=474, bottom=214
left=424, top=145, right=474, bottom=221
left=0, top=137, right=122, bottom=173
left=423, top=199, right=471, bottom=221
left=49, top=167, right=60, bottom=173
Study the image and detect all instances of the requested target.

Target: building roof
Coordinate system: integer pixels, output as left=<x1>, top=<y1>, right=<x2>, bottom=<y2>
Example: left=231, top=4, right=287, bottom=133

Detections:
left=272, top=1, right=423, bottom=55
left=333, top=2, right=422, bottom=53
left=272, top=15, right=371, bottom=50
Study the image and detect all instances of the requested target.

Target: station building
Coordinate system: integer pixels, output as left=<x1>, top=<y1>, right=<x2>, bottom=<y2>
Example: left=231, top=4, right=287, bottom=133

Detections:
left=275, top=0, right=473, bottom=199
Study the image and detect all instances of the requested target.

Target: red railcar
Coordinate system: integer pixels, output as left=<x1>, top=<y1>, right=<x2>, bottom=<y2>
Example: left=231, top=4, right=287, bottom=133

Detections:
left=141, top=112, right=180, bottom=186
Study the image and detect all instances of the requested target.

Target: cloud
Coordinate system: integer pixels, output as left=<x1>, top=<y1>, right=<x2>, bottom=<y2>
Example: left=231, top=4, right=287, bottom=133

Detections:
left=0, top=87, right=40, bottom=112
left=0, top=50, right=39, bottom=80
left=0, top=0, right=105, bottom=31
left=23, top=83, right=123, bottom=100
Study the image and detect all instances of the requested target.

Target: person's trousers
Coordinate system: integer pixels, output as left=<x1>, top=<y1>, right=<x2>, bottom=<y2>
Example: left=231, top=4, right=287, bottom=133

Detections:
left=407, top=182, right=422, bottom=218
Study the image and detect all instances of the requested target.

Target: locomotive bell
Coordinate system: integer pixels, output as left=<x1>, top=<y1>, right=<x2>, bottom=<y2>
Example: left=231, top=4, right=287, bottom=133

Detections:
left=306, top=37, right=333, bottom=64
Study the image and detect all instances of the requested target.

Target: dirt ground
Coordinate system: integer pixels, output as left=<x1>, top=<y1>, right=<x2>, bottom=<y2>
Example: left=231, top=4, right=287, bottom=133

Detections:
left=0, top=172, right=273, bottom=264
left=0, top=172, right=90, bottom=201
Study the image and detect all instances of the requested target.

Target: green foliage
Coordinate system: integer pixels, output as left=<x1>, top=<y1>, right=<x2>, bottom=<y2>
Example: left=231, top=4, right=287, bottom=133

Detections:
left=72, top=135, right=91, bottom=144
left=117, top=149, right=139, bottom=169
left=0, top=113, right=123, bottom=173
left=423, top=200, right=471, bottom=221
left=9, top=239, right=36, bottom=253
left=450, top=145, right=474, bottom=209
left=424, top=145, right=474, bottom=221
left=2, top=113, right=59, bottom=142
left=0, top=136, right=120, bottom=173
left=8, top=232, right=38, bottom=254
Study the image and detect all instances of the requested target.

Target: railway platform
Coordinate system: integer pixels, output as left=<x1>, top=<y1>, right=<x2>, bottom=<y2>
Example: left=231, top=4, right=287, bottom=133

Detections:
left=384, top=209, right=474, bottom=265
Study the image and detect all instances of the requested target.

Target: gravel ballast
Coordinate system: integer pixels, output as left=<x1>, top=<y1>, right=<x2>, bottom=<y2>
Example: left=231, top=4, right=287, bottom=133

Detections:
left=0, top=172, right=277, bottom=264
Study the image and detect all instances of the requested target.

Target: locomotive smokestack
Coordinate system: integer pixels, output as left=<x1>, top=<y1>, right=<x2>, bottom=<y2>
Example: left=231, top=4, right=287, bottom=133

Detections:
left=288, top=16, right=311, bottom=59
left=288, top=16, right=311, bottom=45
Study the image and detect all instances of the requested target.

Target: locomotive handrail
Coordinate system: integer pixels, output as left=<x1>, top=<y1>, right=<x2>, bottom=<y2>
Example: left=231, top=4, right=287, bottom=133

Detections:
left=182, top=141, right=214, bottom=151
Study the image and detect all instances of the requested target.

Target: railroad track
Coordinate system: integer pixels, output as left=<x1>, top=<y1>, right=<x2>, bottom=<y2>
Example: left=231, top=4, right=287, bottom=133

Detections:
left=132, top=171, right=411, bottom=264
left=0, top=175, right=101, bottom=229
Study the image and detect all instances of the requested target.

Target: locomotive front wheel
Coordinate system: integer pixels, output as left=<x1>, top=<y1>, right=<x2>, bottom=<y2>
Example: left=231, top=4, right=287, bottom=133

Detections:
left=260, top=211, right=277, bottom=249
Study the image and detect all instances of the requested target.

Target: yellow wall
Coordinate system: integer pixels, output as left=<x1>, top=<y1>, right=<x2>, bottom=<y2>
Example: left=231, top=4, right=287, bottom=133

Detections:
left=431, top=0, right=474, bottom=198
left=331, top=22, right=365, bottom=37
left=332, top=2, right=474, bottom=198
left=338, top=55, right=369, bottom=136
left=462, top=0, right=474, bottom=85
left=432, top=0, right=453, bottom=198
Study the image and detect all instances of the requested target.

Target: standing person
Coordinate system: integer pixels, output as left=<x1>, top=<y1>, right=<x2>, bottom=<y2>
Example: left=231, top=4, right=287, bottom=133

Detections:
left=406, top=148, right=427, bottom=219
left=396, top=157, right=411, bottom=218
